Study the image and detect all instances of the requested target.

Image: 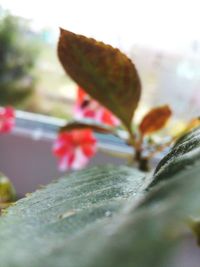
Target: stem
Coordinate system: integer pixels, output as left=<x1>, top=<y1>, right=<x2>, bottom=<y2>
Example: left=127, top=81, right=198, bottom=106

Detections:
left=125, top=124, right=150, bottom=172
left=125, top=124, right=136, bottom=148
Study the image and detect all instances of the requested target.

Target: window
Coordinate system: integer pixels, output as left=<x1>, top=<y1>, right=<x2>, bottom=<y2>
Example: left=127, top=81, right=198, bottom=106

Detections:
left=0, top=0, right=199, bottom=121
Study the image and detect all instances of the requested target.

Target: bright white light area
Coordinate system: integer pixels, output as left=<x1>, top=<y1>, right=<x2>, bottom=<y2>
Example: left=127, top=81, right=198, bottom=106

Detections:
left=0, top=0, right=199, bottom=52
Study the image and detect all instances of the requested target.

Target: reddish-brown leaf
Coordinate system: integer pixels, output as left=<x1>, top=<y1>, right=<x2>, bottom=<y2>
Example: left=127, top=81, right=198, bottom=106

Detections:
left=59, top=119, right=129, bottom=142
left=58, top=28, right=141, bottom=130
left=59, top=119, right=115, bottom=134
left=139, top=105, right=172, bottom=135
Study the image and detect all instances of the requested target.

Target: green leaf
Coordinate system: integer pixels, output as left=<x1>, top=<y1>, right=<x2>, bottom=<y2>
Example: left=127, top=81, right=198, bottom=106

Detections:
left=0, top=165, right=149, bottom=267
left=0, top=127, right=200, bottom=267
left=58, top=28, right=141, bottom=130
left=150, top=126, right=200, bottom=187
left=72, top=160, right=200, bottom=267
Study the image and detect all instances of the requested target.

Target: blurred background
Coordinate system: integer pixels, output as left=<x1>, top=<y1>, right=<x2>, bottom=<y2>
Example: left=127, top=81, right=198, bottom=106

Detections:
left=0, top=0, right=199, bottom=121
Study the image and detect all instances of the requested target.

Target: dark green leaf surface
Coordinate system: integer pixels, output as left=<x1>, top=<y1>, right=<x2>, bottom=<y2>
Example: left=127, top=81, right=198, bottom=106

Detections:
left=174, top=126, right=200, bottom=148
left=79, top=162, right=200, bottom=267
left=0, top=165, right=148, bottom=267
left=1, top=162, right=200, bottom=267
left=0, top=127, right=200, bottom=267
left=150, top=126, right=200, bottom=187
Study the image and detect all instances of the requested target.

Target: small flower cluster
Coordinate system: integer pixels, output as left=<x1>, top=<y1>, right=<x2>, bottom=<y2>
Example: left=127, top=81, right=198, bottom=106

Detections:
left=0, top=107, right=15, bottom=133
left=53, top=87, right=119, bottom=171
left=74, top=87, right=120, bottom=126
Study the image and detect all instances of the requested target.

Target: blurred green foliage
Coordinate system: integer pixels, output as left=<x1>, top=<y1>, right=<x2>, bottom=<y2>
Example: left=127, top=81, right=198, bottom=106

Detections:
left=0, top=173, right=15, bottom=203
left=0, top=7, right=39, bottom=107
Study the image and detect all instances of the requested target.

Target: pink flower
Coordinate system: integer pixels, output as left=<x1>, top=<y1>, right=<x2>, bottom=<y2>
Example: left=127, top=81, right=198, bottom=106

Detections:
left=53, top=129, right=97, bottom=171
left=0, top=106, right=15, bottom=133
left=74, top=87, right=120, bottom=126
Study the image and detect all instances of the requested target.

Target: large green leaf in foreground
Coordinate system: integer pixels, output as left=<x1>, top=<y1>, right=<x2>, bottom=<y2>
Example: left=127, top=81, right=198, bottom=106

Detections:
left=0, top=127, right=200, bottom=267
left=0, top=166, right=148, bottom=267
